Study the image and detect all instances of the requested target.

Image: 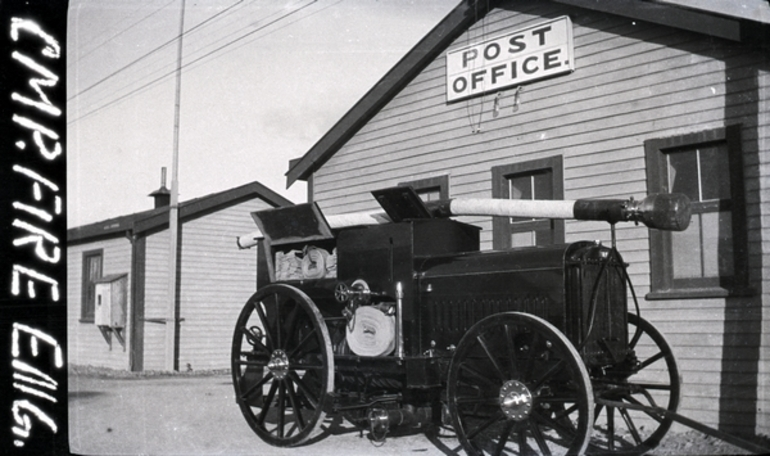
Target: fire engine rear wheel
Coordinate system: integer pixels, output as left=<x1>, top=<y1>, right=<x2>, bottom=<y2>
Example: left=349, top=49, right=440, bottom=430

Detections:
left=590, top=313, right=681, bottom=455
left=231, top=284, right=334, bottom=447
left=448, top=312, right=593, bottom=456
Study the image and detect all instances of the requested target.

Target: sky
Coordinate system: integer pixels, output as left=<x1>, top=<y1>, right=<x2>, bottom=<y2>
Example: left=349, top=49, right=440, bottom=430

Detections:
left=66, top=0, right=458, bottom=228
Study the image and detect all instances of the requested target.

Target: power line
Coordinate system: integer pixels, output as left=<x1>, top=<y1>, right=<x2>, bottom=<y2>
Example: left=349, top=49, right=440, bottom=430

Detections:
left=178, top=1, right=302, bottom=65
left=184, top=0, right=344, bottom=74
left=157, top=0, right=307, bottom=81
left=67, top=0, right=176, bottom=68
left=70, top=1, right=292, bottom=112
left=69, top=0, right=318, bottom=125
left=68, top=0, right=246, bottom=101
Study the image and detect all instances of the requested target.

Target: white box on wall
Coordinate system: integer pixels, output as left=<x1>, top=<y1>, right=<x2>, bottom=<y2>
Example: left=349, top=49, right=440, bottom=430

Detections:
left=94, top=274, right=127, bottom=328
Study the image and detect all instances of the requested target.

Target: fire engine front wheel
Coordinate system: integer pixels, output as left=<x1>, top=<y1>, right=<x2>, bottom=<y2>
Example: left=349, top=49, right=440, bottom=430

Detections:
left=231, top=284, right=334, bottom=447
left=448, top=312, right=594, bottom=456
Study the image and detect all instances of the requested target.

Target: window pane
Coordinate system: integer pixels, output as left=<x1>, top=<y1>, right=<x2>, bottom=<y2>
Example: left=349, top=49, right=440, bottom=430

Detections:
left=88, top=256, right=102, bottom=280
left=672, top=214, right=702, bottom=279
left=702, top=211, right=733, bottom=277
left=83, top=253, right=102, bottom=318
left=509, top=176, right=532, bottom=200
left=668, top=151, right=699, bottom=201
left=533, top=171, right=553, bottom=200
left=699, top=144, right=730, bottom=201
left=509, top=176, right=533, bottom=223
left=512, top=231, right=535, bottom=247
left=417, top=188, right=441, bottom=202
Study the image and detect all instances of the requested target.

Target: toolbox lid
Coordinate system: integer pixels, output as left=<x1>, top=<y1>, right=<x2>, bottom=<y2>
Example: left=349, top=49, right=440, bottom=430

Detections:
left=251, top=202, right=334, bottom=246
left=371, top=186, right=433, bottom=223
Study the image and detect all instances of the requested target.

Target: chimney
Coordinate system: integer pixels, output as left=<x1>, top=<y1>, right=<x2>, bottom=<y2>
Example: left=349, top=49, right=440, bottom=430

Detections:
left=149, top=167, right=171, bottom=208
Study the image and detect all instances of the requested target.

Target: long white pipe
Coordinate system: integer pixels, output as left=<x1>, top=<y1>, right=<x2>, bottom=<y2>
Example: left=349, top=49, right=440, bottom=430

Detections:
left=236, top=194, right=690, bottom=248
left=449, top=198, right=576, bottom=219
left=236, top=200, right=574, bottom=249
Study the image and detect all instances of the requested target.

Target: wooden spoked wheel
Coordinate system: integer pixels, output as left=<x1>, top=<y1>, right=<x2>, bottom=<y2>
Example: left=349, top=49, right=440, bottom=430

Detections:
left=590, top=313, right=681, bottom=455
left=448, top=312, right=594, bottom=456
left=231, top=284, right=334, bottom=447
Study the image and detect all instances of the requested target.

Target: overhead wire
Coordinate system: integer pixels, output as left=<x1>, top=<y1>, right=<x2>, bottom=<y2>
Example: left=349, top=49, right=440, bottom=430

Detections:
left=183, top=0, right=344, bottom=74
left=69, top=0, right=319, bottom=125
left=68, top=0, right=171, bottom=69
left=174, top=0, right=312, bottom=73
left=71, top=0, right=262, bottom=108
left=69, top=0, right=307, bottom=112
left=69, top=0, right=308, bottom=116
left=68, top=0, right=247, bottom=101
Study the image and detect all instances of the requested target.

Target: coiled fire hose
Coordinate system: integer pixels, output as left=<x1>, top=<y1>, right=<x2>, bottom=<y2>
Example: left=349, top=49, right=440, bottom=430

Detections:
left=301, top=246, right=328, bottom=280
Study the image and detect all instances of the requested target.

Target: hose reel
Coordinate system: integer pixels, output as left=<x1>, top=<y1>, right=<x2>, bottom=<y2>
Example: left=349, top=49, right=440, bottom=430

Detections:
left=335, top=279, right=396, bottom=357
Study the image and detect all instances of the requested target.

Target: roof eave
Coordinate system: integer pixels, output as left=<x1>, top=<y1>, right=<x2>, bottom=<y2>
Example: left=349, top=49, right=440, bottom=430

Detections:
left=552, top=0, right=742, bottom=41
left=68, top=181, right=294, bottom=243
left=133, top=181, right=294, bottom=234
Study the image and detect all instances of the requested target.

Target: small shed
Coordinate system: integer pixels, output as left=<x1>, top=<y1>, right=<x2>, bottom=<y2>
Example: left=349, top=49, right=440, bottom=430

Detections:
left=67, top=181, right=293, bottom=372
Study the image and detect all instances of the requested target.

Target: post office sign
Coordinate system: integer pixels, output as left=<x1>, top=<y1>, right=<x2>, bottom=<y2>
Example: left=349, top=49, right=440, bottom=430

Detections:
left=446, top=16, right=574, bottom=103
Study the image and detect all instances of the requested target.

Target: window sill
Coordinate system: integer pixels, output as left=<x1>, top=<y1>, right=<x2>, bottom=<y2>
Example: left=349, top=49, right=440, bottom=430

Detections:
left=646, top=287, right=754, bottom=300
left=79, top=318, right=95, bottom=324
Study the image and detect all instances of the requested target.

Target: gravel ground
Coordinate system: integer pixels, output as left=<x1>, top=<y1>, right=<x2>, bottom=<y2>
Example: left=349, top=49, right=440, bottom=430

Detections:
left=649, top=431, right=754, bottom=456
left=68, top=366, right=766, bottom=456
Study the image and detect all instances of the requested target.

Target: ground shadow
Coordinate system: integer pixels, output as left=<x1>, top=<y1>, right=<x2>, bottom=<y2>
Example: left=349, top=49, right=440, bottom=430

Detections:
left=68, top=391, right=106, bottom=400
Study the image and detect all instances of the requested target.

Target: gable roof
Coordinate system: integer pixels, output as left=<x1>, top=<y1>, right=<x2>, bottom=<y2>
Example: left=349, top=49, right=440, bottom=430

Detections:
left=285, top=1, right=481, bottom=188
left=67, top=181, right=293, bottom=245
left=285, top=0, right=769, bottom=188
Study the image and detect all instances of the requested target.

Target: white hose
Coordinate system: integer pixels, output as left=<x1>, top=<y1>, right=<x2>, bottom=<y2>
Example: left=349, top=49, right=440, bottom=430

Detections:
left=236, top=230, right=262, bottom=249
left=346, top=306, right=396, bottom=357
left=301, top=247, right=328, bottom=280
left=449, top=198, right=576, bottom=219
left=325, top=210, right=391, bottom=228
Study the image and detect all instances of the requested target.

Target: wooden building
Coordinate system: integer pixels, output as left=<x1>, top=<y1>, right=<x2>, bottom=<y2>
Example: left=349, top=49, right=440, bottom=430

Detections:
left=67, top=181, right=292, bottom=372
left=285, top=0, right=770, bottom=437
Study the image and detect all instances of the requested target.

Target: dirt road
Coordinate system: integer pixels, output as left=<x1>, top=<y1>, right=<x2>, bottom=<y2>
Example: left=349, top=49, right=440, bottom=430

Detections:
left=68, top=370, right=754, bottom=456
left=68, top=372, right=459, bottom=456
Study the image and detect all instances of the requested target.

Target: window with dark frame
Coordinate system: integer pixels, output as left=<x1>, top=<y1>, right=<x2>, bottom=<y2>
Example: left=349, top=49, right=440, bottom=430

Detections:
left=398, top=175, right=449, bottom=202
left=645, top=125, right=749, bottom=299
left=81, top=249, right=103, bottom=321
left=492, top=156, right=564, bottom=249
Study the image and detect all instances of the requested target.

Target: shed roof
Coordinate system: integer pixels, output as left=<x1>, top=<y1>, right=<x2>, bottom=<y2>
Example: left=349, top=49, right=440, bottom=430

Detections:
left=67, top=180, right=293, bottom=245
left=285, top=0, right=770, bottom=188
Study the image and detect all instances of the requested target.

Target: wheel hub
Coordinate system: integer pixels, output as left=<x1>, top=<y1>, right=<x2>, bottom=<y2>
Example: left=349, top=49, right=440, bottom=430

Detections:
left=499, top=380, right=533, bottom=421
left=267, top=349, right=289, bottom=379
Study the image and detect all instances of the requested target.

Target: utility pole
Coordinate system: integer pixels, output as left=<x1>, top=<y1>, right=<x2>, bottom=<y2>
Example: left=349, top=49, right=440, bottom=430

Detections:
left=166, top=0, right=185, bottom=372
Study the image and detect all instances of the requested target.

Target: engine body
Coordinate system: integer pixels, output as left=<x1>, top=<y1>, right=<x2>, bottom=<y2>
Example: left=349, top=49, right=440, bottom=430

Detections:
left=260, top=215, right=629, bottom=398
left=234, top=187, right=689, bottom=450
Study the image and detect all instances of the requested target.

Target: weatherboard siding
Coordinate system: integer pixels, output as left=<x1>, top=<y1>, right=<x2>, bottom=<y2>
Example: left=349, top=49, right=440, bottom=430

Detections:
left=139, top=198, right=268, bottom=371
left=141, top=228, right=171, bottom=371
left=177, top=198, right=269, bottom=371
left=308, top=1, right=768, bottom=433
left=67, top=237, right=132, bottom=370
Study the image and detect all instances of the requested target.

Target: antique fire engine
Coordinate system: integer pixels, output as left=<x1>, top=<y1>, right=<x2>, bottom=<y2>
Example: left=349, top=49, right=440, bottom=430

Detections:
left=231, top=186, right=690, bottom=455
